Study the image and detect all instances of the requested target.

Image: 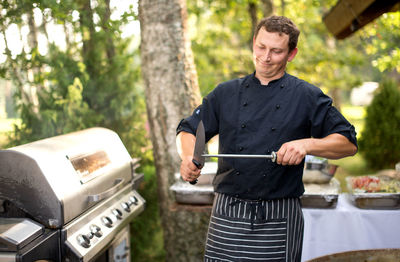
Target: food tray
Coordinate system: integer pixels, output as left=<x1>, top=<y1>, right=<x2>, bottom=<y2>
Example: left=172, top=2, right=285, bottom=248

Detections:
left=346, top=176, right=400, bottom=209
left=301, top=178, right=341, bottom=208
left=170, top=182, right=214, bottom=204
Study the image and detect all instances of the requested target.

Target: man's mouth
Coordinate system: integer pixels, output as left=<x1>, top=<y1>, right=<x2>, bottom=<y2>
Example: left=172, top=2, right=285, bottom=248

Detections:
left=258, top=61, right=272, bottom=67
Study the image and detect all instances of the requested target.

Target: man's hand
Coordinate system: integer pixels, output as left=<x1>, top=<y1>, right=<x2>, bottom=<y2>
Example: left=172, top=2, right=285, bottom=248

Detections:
left=276, top=139, right=308, bottom=165
left=276, top=133, right=358, bottom=165
left=180, top=155, right=202, bottom=182
left=177, top=131, right=202, bottom=182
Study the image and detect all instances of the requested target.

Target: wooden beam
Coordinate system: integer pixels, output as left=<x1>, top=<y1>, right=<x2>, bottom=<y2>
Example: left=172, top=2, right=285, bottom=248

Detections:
left=323, top=0, right=375, bottom=37
left=323, top=0, right=400, bottom=39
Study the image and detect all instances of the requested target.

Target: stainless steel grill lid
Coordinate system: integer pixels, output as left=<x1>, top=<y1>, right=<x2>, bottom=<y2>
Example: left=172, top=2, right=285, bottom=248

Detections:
left=0, top=127, right=133, bottom=228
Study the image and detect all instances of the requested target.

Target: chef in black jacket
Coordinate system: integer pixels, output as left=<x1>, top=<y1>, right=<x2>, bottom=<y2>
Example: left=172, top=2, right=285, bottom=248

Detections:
left=176, top=15, right=357, bottom=262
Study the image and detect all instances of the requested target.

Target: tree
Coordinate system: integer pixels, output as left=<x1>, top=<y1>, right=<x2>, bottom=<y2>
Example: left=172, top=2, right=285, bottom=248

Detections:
left=0, top=1, right=147, bottom=159
left=358, top=11, right=400, bottom=82
left=138, top=0, right=209, bottom=261
left=358, top=79, right=400, bottom=170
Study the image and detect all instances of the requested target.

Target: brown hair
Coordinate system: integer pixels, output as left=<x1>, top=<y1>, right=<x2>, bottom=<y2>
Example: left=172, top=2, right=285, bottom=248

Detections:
left=254, top=15, right=300, bottom=52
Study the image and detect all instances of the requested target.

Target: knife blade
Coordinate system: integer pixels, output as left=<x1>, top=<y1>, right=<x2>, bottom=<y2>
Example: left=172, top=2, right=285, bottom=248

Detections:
left=190, top=120, right=206, bottom=184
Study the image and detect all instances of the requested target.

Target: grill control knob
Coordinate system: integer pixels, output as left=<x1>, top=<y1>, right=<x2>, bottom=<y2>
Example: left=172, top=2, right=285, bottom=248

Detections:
left=77, top=234, right=91, bottom=248
left=121, top=202, right=131, bottom=212
left=90, top=224, right=103, bottom=238
left=112, top=208, right=123, bottom=220
left=101, top=216, right=113, bottom=228
left=130, top=196, right=138, bottom=205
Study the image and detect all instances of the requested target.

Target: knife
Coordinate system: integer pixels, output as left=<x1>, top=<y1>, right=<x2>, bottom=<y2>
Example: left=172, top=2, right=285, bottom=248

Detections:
left=190, top=120, right=206, bottom=184
left=190, top=120, right=277, bottom=185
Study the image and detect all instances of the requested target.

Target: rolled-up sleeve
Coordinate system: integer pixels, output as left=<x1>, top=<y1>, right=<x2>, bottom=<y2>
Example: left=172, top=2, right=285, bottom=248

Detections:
left=310, top=89, right=358, bottom=148
left=176, top=89, right=220, bottom=142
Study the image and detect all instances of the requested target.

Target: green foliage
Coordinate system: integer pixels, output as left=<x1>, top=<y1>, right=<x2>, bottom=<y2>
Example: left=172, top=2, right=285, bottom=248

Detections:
left=0, top=1, right=150, bottom=161
left=130, top=165, right=166, bottom=262
left=188, top=0, right=255, bottom=95
left=359, top=12, right=400, bottom=75
left=359, top=79, right=400, bottom=170
left=188, top=0, right=371, bottom=98
left=6, top=46, right=100, bottom=144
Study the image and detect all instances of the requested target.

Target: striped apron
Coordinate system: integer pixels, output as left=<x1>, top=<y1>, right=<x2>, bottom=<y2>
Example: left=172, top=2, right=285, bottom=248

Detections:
left=204, top=193, right=304, bottom=262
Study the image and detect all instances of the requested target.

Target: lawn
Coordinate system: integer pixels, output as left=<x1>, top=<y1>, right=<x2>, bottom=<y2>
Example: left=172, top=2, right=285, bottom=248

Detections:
left=0, top=118, right=20, bottom=148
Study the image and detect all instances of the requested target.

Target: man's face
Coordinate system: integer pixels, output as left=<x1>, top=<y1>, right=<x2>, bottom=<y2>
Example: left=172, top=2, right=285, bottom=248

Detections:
left=253, top=28, right=297, bottom=82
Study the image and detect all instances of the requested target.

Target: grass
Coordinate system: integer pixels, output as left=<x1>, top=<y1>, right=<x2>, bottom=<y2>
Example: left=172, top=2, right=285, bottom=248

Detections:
left=0, top=118, right=20, bottom=148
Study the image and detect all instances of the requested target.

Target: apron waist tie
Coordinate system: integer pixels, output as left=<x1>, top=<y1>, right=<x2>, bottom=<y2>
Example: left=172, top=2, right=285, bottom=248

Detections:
left=230, top=199, right=266, bottom=229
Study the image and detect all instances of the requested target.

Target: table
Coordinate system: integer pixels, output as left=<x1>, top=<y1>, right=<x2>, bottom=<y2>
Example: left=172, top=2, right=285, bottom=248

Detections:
left=302, top=193, right=400, bottom=261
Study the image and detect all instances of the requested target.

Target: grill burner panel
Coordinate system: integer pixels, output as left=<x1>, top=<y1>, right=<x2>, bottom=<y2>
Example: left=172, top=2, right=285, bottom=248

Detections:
left=63, top=183, right=145, bottom=261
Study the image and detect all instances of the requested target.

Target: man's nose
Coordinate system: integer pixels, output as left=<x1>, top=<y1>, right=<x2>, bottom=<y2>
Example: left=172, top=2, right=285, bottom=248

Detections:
left=263, top=50, right=271, bottom=61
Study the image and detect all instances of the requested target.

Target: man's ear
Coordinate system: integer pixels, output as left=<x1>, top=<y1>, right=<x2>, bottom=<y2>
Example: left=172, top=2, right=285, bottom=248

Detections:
left=288, top=47, right=298, bottom=62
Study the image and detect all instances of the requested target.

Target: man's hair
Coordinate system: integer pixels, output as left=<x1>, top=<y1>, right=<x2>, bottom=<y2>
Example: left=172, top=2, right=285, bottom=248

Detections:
left=254, top=15, right=300, bottom=52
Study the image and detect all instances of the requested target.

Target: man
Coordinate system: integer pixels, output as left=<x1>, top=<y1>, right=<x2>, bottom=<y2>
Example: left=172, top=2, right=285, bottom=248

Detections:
left=176, top=16, right=357, bottom=262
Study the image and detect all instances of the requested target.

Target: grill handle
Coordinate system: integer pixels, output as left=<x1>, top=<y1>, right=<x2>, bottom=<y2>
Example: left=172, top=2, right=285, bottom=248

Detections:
left=88, top=178, right=125, bottom=203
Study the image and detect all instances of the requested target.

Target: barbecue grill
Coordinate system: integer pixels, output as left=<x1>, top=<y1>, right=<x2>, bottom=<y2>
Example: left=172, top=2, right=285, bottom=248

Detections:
left=0, top=127, right=145, bottom=261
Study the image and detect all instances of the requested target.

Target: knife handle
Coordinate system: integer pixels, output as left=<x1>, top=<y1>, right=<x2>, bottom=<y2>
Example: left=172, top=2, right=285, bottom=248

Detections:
left=190, top=159, right=203, bottom=185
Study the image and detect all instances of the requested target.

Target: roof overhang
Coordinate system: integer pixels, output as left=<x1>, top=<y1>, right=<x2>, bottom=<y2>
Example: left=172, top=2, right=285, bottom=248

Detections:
left=323, top=0, right=400, bottom=39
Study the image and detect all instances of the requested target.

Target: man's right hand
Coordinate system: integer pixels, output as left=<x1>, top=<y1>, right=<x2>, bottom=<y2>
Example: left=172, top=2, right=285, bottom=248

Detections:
left=176, top=131, right=202, bottom=183
left=180, top=155, right=201, bottom=182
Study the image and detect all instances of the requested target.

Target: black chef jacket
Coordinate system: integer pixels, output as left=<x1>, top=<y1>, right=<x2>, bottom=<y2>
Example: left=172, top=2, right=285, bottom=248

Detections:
left=177, top=72, right=357, bottom=200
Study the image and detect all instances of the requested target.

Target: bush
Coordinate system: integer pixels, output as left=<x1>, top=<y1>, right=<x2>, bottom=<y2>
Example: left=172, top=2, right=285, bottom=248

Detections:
left=359, top=79, right=400, bottom=170
left=130, top=165, right=165, bottom=262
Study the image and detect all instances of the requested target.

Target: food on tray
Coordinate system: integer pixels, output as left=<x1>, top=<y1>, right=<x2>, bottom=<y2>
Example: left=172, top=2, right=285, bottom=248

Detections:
left=304, top=180, right=340, bottom=194
left=350, top=175, right=400, bottom=193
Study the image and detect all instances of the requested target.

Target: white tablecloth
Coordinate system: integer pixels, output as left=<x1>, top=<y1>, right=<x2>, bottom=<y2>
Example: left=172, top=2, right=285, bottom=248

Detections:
left=302, top=193, right=400, bottom=261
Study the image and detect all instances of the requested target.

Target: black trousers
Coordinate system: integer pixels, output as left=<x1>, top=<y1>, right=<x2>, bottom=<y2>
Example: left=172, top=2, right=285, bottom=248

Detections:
left=204, top=193, right=304, bottom=262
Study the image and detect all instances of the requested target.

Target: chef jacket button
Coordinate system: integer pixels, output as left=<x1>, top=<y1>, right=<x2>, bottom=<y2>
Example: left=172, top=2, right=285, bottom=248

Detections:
left=245, top=83, right=249, bottom=88
left=276, top=104, right=280, bottom=109
left=263, top=173, right=267, bottom=177
left=236, top=171, right=240, bottom=176
left=239, top=147, right=244, bottom=151
left=280, top=84, right=284, bottom=88
left=243, top=102, right=248, bottom=107
left=271, top=127, right=276, bottom=131
left=241, top=124, right=246, bottom=128
left=235, top=194, right=239, bottom=198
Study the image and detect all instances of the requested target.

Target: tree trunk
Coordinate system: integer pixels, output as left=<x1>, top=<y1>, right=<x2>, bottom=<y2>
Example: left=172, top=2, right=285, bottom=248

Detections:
left=248, top=1, right=258, bottom=49
left=139, top=0, right=208, bottom=261
left=261, top=0, right=274, bottom=17
left=79, top=0, right=96, bottom=79
left=27, top=9, right=41, bottom=113
left=101, top=0, right=115, bottom=62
